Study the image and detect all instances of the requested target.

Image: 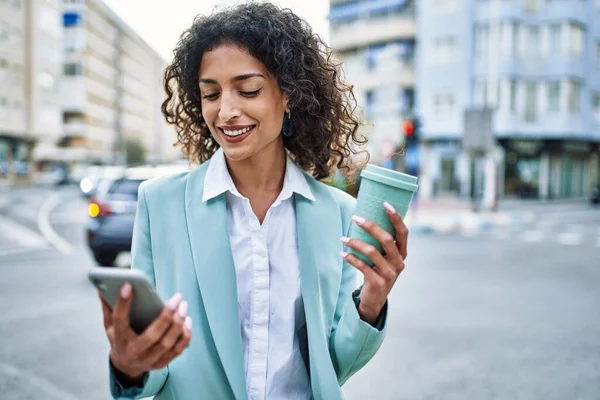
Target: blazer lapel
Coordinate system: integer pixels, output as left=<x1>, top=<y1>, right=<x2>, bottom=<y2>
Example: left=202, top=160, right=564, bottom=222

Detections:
left=185, top=165, right=246, bottom=400
left=295, top=177, right=345, bottom=400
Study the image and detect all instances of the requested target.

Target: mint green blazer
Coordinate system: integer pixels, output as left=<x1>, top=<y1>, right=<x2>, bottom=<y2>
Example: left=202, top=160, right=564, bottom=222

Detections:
left=109, top=160, right=388, bottom=400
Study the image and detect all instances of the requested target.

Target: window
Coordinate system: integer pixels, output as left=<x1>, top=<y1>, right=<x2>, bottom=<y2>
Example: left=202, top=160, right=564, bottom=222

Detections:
left=365, top=90, right=375, bottom=120
left=547, top=82, right=560, bottom=112
left=12, top=0, right=21, bottom=8
left=593, top=94, right=600, bottom=122
left=526, top=26, right=540, bottom=57
left=0, top=98, right=7, bottom=119
left=64, top=63, right=83, bottom=76
left=475, top=80, right=488, bottom=106
left=400, top=88, right=414, bottom=112
left=433, top=93, right=455, bottom=115
left=0, top=59, right=7, bottom=82
left=475, top=25, right=489, bottom=60
left=510, top=22, right=520, bottom=58
left=567, top=23, right=584, bottom=59
left=509, top=79, right=518, bottom=113
left=524, top=82, right=537, bottom=122
left=432, top=37, right=456, bottom=65
left=596, top=41, right=600, bottom=68
left=567, top=81, right=580, bottom=113
left=549, top=24, right=561, bottom=56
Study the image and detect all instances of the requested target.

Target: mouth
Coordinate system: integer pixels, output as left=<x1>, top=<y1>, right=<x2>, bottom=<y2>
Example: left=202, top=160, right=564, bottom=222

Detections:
left=218, top=125, right=256, bottom=143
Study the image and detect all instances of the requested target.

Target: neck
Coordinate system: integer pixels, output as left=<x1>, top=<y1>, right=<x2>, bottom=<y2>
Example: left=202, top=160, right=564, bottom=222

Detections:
left=225, top=138, right=287, bottom=195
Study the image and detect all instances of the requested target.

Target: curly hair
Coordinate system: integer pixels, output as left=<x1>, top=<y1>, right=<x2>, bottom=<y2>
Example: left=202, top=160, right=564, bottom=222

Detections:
left=161, top=2, right=368, bottom=180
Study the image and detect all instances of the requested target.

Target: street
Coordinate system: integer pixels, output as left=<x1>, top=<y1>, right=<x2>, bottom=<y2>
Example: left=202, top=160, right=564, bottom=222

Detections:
left=0, top=186, right=599, bottom=399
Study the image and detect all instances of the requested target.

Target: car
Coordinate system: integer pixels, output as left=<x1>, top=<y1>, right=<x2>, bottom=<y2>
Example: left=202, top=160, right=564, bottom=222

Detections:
left=591, top=184, right=600, bottom=206
left=86, top=165, right=189, bottom=266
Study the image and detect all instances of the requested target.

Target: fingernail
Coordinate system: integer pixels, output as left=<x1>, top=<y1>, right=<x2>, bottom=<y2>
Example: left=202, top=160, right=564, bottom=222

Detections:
left=352, top=215, right=366, bottom=225
left=178, top=301, right=188, bottom=318
left=383, top=201, right=397, bottom=214
left=166, top=293, right=182, bottom=311
left=340, top=251, right=348, bottom=258
left=184, top=316, right=192, bottom=331
left=340, top=236, right=350, bottom=244
left=120, top=283, right=131, bottom=299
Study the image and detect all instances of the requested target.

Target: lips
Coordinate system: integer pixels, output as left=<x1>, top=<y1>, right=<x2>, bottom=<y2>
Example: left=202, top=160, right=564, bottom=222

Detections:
left=218, top=125, right=256, bottom=144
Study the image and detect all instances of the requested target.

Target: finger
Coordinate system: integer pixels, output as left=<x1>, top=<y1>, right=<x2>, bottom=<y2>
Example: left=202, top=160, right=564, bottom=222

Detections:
left=351, top=215, right=401, bottom=266
left=131, top=293, right=182, bottom=355
left=113, top=283, right=135, bottom=343
left=341, top=251, right=381, bottom=282
left=142, top=301, right=188, bottom=366
left=98, top=291, right=113, bottom=330
left=150, top=317, right=192, bottom=370
left=341, top=237, right=396, bottom=280
left=383, top=202, right=409, bottom=260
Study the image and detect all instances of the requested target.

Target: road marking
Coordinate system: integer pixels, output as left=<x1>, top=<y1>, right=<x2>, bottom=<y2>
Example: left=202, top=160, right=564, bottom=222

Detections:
left=0, top=214, right=48, bottom=256
left=0, top=362, right=79, bottom=400
left=557, top=232, right=582, bottom=246
left=522, top=230, right=544, bottom=243
left=37, top=192, right=73, bottom=255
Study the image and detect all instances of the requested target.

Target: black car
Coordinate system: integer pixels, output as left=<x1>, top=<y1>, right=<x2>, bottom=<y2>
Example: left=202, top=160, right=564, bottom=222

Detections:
left=591, top=184, right=600, bottom=206
left=86, top=166, right=187, bottom=266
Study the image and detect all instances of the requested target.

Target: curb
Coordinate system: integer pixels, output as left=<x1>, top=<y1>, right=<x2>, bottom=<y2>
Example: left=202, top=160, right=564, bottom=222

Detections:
left=407, top=211, right=535, bottom=235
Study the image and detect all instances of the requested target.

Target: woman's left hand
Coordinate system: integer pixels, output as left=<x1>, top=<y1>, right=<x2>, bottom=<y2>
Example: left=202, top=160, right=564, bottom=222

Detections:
left=340, top=201, right=408, bottom=325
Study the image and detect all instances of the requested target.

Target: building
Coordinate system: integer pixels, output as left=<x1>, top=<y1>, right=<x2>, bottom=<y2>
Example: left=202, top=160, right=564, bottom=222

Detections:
left=417, top=0, right=600, bottom=202
left=328, top=0, right=417, bottom=167
left=54, top=0, right=176, bottom=166
left=0, top=0, right=63, bottom=183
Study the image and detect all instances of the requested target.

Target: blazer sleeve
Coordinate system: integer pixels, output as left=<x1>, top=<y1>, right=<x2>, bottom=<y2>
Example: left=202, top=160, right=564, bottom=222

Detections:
left=109, top=182, right=169, bottom=399
left=327, top=190, right=388, bottom=386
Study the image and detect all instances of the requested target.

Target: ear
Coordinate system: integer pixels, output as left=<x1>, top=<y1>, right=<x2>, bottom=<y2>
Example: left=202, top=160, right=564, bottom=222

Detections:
left=282, top=93, right=289, bottom=113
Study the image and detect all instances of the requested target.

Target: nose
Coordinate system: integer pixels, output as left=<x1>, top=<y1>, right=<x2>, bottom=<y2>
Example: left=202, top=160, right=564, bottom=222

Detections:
left=218, top=91, right=241, bottom=122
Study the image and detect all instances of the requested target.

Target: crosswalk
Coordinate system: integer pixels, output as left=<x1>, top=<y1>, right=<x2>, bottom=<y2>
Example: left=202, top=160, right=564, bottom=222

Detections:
left=472, top=206, right=600, bottom=247
left=0, top=214, right=50, bottom=257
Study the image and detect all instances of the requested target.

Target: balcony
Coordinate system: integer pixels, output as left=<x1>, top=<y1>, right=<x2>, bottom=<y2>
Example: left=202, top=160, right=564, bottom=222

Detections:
left=330, top=14, right=416, bottom=52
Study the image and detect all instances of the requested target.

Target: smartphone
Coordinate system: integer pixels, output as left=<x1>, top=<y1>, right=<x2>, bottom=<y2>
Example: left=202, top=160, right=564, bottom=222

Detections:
left=89, top=267, right=164, bottom=334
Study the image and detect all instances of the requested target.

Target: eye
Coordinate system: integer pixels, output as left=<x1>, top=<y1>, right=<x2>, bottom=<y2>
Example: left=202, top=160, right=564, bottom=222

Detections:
left=202, top=93, right=219, bottom=100
left=240, top=88, right=262, bottom=97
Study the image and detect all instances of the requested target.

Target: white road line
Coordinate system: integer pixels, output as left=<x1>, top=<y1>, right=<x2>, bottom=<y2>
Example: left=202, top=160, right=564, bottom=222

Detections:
left=557, top=232, right=582, bottom=246
left=0, top=362, right=79, bottom=400
left=522, top=230, right=544, bottom=243
left=37, top=192, right=73, bottom=255
left=0, top=214, right=48, bottom=256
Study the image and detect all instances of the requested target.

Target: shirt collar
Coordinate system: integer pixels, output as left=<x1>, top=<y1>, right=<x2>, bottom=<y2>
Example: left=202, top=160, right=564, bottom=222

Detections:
left=202, top=147, right=315, bottom=203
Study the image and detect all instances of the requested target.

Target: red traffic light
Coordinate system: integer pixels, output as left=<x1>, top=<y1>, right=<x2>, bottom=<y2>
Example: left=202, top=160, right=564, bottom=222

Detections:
left=401, top=120, right=414, bottom=136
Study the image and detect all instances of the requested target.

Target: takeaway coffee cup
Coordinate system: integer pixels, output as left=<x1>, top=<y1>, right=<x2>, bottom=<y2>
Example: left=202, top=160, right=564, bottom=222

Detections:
left=348, top=164, right=419, bottom=266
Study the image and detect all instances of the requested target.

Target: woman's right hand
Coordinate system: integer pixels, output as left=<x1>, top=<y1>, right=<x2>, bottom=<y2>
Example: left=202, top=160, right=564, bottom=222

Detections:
left=98, top=283, right=193, bottom=383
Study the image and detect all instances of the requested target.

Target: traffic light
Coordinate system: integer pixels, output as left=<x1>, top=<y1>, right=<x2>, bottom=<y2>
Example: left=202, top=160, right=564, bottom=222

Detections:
left=401, top=117, right=420, bottom=145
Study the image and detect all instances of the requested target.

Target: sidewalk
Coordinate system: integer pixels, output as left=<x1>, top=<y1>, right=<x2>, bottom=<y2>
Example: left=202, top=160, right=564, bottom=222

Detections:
left=405, top=197, right=536, bottom=235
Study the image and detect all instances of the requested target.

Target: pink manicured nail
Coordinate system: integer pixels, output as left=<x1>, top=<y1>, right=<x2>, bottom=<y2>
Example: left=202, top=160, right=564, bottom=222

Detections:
left=383, top=202, right=397, bottom=214
left=184, top=316, right=192, bottom=331
left=340, top=251, right=348, bottom=258
left=166, top=293, right=182, bottom=311
left=352, top=215, right=366, bottom=225
left=178, top=301, right=188, bottom=318
left=340, top=236, right=350, bottom=244
left=120, top=283, right=131, bottom=299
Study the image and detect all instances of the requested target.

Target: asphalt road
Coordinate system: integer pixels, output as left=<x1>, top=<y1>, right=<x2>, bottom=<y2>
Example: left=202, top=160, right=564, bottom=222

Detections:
left=0, top=186, right=598, bottom=399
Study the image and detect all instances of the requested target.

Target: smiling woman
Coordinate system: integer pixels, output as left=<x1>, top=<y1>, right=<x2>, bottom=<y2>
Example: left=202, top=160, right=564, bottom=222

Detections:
left=98, top=3, right=405, bottom=400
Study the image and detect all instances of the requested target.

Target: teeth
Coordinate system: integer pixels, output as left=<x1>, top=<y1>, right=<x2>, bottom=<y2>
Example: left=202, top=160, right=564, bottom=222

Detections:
left=223, top=126, right=252, bottom=136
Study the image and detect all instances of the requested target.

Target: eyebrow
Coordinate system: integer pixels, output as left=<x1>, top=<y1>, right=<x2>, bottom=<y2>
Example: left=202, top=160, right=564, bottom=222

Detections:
left=199, top=73, right=265, bottom=84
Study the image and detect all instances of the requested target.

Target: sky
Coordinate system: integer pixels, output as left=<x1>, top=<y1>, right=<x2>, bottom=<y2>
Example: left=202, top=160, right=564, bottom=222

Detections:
left=103, top=0, right=330, bottom=62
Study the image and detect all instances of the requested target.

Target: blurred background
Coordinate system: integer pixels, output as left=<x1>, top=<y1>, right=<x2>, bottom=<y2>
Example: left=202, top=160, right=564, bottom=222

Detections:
left=0, top=0, right=598, bottom=399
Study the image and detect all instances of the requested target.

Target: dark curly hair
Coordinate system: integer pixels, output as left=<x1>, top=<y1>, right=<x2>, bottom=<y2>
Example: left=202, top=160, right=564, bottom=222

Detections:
left=161, top=2, right=368, bottom=180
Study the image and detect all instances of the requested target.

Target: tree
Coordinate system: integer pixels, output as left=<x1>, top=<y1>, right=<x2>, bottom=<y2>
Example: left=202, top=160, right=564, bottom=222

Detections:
left=125, top=138, right=146, bottom=165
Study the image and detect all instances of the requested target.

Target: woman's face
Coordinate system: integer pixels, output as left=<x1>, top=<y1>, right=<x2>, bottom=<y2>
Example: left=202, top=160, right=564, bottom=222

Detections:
left=199, top=44, right=288, bottom=162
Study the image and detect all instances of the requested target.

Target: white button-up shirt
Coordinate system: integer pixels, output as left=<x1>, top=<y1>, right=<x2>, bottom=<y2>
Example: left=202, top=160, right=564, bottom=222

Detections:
left=202, top=148, right=315, bottom=400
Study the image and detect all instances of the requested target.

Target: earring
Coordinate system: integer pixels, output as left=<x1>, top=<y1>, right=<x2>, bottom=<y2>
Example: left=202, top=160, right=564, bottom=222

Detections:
left=282, top=110, right=292, bottom=137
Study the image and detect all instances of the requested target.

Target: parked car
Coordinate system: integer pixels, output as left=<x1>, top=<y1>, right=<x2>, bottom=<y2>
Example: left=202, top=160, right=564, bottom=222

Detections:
left=591, top=184, right=600, bottom=206
left=79, top=165, right=126, bottom=198
left=86, top=165, right=188, bottom=266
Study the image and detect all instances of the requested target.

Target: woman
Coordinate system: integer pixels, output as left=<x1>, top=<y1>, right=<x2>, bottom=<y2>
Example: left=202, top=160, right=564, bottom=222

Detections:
left=99, top=3, right=409, bottom=399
